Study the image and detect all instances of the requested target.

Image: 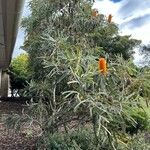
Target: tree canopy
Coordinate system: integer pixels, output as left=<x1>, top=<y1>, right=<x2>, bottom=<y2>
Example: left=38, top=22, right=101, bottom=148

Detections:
left=139, top=43, right=150, bottom=66
left=9, top=53, right=30, bottom=96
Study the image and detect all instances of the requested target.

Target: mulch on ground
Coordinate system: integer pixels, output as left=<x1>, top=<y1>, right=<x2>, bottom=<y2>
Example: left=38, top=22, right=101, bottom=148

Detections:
left=0, top=101, right=39, bottom=150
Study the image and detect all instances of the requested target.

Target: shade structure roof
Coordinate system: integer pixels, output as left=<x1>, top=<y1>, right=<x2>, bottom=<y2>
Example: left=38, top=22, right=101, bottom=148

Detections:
left=0, top=0, right=25, bottom=69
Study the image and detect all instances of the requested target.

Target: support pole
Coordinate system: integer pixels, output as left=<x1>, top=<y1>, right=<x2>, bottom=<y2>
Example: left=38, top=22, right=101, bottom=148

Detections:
left=0, top=71, right=9, bottom=97
left=0, top=69, right=1, bottom=97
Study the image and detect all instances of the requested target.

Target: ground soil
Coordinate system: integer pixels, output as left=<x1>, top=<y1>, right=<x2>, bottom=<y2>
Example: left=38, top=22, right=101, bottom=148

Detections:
left=0, top=100, right=38, bottom=150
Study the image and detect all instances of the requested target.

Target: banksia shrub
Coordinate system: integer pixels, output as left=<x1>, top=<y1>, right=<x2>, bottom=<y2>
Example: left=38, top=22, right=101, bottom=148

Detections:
left=15, top=0, right=145, bottom=149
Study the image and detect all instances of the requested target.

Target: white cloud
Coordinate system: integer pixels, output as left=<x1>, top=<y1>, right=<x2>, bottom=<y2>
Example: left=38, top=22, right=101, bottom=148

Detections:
left=93, top=0, right=126, bottom=23
left=121, top=22, right=150, bottom=44
left=93, top=0, right=150, bottom=64
left=93, top=0, right=150, bottom=43
left=117, top=0, right=150, bottom=20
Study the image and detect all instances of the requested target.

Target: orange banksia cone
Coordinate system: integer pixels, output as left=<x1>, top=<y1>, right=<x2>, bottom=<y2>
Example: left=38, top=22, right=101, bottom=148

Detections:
left=92, top=9, right=98, bottom=17
left=98, top=58, right=107, bottom=75
left=108, top=14, right=112, bottom=23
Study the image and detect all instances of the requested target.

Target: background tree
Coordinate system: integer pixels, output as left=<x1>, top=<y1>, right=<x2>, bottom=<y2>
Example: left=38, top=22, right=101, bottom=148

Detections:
left=9, top=53, right=30, bottom=97
left=139, top=43, right=150, bottom=66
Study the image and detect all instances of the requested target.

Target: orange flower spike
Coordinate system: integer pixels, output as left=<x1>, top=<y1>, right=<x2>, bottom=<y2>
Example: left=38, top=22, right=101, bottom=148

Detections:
left=92, top=9, right=98, bottom=17
left=108, top=14, right=113, bottom=23
left=98, top=58, right=107, bottom=75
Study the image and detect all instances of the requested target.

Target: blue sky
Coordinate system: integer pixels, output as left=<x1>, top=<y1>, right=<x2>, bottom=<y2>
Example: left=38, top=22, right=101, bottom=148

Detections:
left=13, top=0, right=150, bottom=64
left=12, top=0, right=30, bottom=57
left=111, top=0, right=122, bottom=3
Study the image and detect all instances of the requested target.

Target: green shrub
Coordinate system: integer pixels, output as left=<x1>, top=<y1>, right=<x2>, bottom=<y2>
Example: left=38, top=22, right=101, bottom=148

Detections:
left=126, top=109, right=150, bottom=135
left=36, top=129, right=95, bottom=150
left=127, top=132, right=150, bottom=150
left=36, top=128, right=150, bottom=150
left=36, top=128, right=117, bottom=150
left=9, top=53, right=30, bottom=97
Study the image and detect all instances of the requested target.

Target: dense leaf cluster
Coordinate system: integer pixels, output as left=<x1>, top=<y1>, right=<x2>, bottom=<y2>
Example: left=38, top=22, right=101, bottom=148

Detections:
left=22, top=0, right=140, bottom=79
left=9, top=54, right=30, bottom=96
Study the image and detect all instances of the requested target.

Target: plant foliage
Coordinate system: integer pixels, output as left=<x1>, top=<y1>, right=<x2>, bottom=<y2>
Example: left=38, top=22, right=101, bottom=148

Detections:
left=9, top=53, right=30, bottom=97
left=5, top=0, right=150, bottom=149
